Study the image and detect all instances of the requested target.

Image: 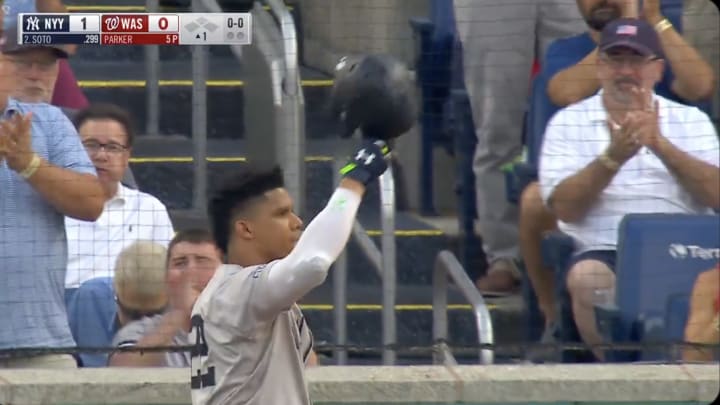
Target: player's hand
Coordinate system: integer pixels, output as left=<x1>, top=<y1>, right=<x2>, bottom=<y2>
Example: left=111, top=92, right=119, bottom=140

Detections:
left=0, top=112, right=36, bottom=173
left=339, top=139, right=391, bottom=186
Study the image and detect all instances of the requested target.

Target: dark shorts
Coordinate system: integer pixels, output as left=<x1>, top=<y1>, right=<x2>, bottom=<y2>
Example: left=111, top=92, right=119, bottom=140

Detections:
left=568, top=250, right=617, bottom=273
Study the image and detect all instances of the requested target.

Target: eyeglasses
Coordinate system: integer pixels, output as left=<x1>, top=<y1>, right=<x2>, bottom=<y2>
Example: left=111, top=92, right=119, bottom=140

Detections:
left=83, top=140, right=128, bottom=155
left=600, top=53, right=660, bottom=69
left=115, top=296, right=167, bottom=321
left=8, top=56, right=58, bottom=72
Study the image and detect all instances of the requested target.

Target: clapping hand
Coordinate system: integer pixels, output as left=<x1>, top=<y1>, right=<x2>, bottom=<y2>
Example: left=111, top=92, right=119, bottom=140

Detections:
left=0, top=112, right=35, bottom=173
left=623, top=87, right=663, bottom=151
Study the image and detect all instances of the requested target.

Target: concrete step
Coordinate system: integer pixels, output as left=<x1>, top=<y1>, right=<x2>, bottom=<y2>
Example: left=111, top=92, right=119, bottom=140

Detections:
left=299, top=282, right=526, bottom=364
left=75, top=62, right=334, bottom=139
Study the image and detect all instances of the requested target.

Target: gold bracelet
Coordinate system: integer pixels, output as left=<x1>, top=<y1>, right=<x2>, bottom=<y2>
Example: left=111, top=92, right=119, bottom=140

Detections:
left=598, top=152, right=620, bottom=172
left=19, top=153, right=41, bottom=179
left=654, top=18, right=672, bottom=33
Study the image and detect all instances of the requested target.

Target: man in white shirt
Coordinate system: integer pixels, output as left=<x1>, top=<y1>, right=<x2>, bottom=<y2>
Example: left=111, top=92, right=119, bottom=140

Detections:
left=64, top=104, right=174, bottom=304
left=539, top=18, right=720, bottom=361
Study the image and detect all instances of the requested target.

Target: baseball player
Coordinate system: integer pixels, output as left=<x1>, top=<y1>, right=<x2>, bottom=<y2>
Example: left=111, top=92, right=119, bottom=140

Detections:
left=189, top=54, right=416, bottom=405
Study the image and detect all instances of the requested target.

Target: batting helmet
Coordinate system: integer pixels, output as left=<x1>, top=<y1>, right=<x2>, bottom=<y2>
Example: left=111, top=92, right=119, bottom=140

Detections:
left=329, top=54, right=418, bottom=141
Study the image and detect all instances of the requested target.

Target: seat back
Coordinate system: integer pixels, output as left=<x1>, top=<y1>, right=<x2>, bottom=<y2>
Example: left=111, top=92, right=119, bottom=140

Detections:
left=615, top=213, right=720, bottom=361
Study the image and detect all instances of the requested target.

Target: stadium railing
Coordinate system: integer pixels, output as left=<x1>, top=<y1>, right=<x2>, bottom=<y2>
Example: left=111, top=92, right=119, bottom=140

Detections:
left=145, top=0, right=306, bottom=217
left=432, top=250, right=494, bottom=365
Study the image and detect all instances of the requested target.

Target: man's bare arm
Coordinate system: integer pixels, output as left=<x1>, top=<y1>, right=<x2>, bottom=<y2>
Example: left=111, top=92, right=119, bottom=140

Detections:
left=547, top=47, right=601, bottom=107
left=28, top=159, right=104, bottom=221
left=653, top=138, right=720, bottom=209
left=549, top=158, right=619, bottom=223
left=109, top=310, right=187, bottom=367
left=654, top=24, right=716, bottom=101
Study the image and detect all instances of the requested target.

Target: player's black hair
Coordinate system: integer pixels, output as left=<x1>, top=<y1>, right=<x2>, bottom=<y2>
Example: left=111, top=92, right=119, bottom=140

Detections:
left=208, top=165, right=285, bottom=254
left=73, top=103, right=136, bottom=148
left=167, top=228, right=217, bottom=264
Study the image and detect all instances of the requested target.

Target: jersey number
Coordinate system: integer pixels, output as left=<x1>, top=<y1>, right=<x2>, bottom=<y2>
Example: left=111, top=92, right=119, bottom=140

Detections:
left=190, top=315, right=216, bottom=389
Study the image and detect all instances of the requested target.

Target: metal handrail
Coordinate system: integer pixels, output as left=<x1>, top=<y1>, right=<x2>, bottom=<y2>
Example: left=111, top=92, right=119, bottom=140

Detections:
left=433, top=250, right=493, bottom=364
left=331, top=156, right=398, bottom=365
left=264, top=0, right=299, bottom=97
left=379, top=167, right=397, bottom=365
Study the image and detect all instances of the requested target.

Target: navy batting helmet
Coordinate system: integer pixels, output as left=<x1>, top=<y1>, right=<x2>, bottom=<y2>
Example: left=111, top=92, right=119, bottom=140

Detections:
left=329, top=54, right=418, bottom=140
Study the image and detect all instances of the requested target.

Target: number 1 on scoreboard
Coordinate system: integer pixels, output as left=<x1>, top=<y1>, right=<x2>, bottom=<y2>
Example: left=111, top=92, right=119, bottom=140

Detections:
left=69, top=14, right=100, bottom=33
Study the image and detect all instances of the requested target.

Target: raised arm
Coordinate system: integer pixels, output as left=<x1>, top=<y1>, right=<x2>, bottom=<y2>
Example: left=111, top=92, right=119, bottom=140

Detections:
left=251, top=141, right=389, bottom=319
left=252, top=179, right=365, bottom=319
left=644, top=2, right=716, bottom=101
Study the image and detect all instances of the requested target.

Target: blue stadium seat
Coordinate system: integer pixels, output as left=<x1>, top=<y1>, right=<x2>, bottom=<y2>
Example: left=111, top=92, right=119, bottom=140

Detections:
left=66, top=277, right=118, bottom=367
left=546, top=214, right=719, bottom=363
left=614, top=213, right=719, bottom=361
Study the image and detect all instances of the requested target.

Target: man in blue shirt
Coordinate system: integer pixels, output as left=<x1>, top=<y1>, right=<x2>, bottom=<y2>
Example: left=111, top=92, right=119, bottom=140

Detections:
left=0, top=39, right=104, bottom=368
left=520, top=0, right=717, bottom=339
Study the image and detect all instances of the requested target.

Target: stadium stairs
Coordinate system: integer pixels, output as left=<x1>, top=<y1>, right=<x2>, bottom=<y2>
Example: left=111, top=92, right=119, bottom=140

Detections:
left=65, top=0, right=526, bottom=365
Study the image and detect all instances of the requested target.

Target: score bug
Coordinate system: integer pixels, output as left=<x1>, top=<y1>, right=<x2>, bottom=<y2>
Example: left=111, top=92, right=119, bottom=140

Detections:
left=226, top=16, right=245, bottom=29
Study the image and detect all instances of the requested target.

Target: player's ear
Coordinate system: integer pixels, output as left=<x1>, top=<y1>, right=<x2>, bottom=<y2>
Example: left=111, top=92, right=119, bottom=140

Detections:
left=233, top=218, right=254, bottom=240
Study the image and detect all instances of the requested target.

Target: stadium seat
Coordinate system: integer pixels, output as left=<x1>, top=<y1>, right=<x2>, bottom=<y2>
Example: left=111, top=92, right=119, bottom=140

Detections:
left=66, top=277, right=118, bottom=367
left=614, top=213, right=720, bottom=362
left=546, top=214, right=720, bottom=363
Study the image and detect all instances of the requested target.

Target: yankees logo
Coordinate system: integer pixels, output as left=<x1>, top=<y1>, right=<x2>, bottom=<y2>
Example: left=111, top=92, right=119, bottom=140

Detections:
left=355, top=149, right=376, bottom=165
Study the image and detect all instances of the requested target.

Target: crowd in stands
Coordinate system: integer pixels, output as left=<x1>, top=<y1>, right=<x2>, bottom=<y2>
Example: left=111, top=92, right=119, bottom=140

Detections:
left=0, top=0, right=718, bottom=373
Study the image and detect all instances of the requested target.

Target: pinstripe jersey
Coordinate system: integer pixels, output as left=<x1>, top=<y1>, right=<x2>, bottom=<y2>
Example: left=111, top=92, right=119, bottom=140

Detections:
left=189, top=263, right=314, bottom=405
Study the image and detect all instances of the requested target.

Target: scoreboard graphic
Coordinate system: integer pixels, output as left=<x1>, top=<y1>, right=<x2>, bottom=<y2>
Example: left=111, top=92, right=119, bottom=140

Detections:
left=17, top=13, right=252, bottom=46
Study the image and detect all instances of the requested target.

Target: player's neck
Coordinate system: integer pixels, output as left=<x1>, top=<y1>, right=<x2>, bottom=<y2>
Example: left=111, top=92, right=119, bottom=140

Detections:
left=227, top=245, right=269, bottom=268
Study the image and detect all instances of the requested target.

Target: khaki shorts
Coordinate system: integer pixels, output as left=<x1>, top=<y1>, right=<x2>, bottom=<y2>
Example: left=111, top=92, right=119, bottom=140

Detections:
left=0, top=354, right=77, bottom=369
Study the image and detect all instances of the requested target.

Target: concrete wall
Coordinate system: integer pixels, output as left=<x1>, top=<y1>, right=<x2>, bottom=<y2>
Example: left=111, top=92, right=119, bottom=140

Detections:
left=299, top=0, right=430, bottom=75
left=0, top=365, right=717, bottom=404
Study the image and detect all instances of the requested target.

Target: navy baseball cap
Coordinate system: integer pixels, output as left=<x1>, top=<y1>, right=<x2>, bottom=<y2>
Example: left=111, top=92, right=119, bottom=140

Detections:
left=599, top=18, right=664, bottom=59
left=0, top=25, right=69, bottom=58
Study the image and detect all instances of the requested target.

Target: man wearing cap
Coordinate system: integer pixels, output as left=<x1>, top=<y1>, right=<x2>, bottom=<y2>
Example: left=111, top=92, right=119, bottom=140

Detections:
left=539, top=17, right=720, bottom=361
left=0, top=30, right=104, bottom=367
left=1, top=25, right=68, bottom=105
left=520, top=0, right=717, bottom=340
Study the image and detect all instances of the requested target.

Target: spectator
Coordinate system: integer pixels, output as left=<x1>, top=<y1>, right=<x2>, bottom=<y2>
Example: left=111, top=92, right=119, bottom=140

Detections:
left=453, top=0, right=587, bottom=294
left=109, top=229, right=223, bottom=367
left=539, top=18, right=720, bottom=361
left=0, top=25, right=64, bottom=105
left=64, top=104, right=174, bottom=305
left=1, top=0, right=89, bottom=110
left=0, top=37, right=104, bottom=368
left=683, top=265, right=719, bottom=362
left=110, top=242, right=172, bottom=358
left=521, top=0, right=718, bottom=334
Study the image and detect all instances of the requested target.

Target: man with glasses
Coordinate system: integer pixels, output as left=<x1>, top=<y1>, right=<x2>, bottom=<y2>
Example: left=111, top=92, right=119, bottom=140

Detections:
left=539, top=18, right=720, bottom=361
left=0, top=25, right=64, bottom=105
left=64, top=104, right=174, bottom=307
left=519, top=0, right=717, bottom=347
left=0, top=30, right=104, bottom=369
